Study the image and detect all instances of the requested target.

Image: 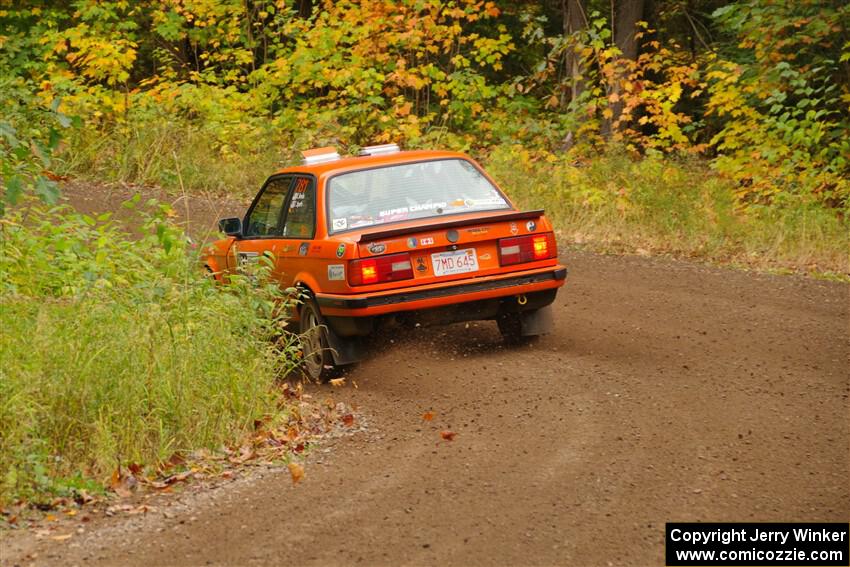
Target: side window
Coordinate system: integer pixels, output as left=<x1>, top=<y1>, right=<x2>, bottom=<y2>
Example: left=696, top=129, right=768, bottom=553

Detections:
left=245, top=177, right=292, bottom=237
left=282, top=177, right=316, bottom=238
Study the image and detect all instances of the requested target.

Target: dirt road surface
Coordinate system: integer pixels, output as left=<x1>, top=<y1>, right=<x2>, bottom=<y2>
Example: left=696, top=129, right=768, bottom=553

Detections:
left=2, top=186, right=848, bottom=566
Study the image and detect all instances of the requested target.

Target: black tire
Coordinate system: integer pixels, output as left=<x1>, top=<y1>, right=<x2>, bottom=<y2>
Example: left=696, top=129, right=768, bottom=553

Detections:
left=497, top=312, right=537, bottom=345
left=299, top=298, right=334, bottom=382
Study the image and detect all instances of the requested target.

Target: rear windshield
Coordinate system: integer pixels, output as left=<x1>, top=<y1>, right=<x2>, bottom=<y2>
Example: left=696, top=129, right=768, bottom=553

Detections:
left=326, top=158, right=511, bottom=233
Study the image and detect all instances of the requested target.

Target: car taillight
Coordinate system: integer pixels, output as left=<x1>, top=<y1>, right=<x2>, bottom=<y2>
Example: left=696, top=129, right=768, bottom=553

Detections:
left=349, top=252, right=414, bottom=286
left=498, top=233, right=556, bottom=266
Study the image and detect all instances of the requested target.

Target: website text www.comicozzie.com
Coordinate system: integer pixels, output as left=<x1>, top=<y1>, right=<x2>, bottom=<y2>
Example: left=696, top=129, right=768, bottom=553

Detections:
left=665, top=523, right=849, bottom=566
left=672, top=547, right=844, bottom=564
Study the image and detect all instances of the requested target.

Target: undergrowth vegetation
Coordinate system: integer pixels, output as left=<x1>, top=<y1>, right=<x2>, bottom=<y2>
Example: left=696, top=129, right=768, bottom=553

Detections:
left=0, top=201, right=300, bottom=505
left=486, top=148, right=849, bottom=275
left=1, top=1, right=847, bottom=274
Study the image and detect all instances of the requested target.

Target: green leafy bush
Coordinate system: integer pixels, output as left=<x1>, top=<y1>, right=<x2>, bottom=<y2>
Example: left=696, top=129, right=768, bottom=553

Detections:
left=486, top=147, right=849, bottom=276
left=0, top=79, right=73, bottom=212
left=0, top=200, right=299, bottom=505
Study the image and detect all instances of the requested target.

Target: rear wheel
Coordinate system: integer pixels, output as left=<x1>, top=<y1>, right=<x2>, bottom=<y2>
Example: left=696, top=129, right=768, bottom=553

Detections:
left=299, top=299, right=334, bottom=382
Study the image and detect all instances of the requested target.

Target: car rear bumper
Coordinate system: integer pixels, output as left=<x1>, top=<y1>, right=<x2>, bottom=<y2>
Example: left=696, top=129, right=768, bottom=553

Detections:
left=316, top=265, right=567, bottom=317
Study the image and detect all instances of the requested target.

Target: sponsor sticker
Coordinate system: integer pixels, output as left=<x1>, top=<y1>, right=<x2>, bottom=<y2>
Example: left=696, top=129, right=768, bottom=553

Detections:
left=298, top=242, right=309, bottom=256
left=379, top=202, right=446, bottom=218
left=368, top=242, right=386, bottom=254
left=332, top=218, right=348, bottom=231
left=237, top=251, right=259, bottom=267
left=416, top=257, right=428, bottom=272
left=510, top=222, right=519, bottom=235
left=336, top=243, right=346, bottom=258
left=289, top=191, right=305, bottom=209
left=327, top=264, right=345, bottom=281
left=526, top=220, right=537, bottom=232
left=420, top=237, right=435, bottom=246
left=466, top=226, right=489, bottom=234
left=407, top=237, right=418, bottom=249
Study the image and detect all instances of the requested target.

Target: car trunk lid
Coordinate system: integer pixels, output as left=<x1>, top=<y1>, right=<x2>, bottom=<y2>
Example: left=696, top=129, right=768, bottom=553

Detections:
left=353, top=210, right=555, bottom=287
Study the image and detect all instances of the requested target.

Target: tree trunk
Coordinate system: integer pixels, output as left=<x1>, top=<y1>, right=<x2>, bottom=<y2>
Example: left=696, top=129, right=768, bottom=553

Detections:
left=604, top=0, right=645, bottom=136
left=562, top=0, right=587, bottom=106
left=560, top=0, right=587, bottom=151
left=298, top=0, right=314, bottom=19
left=614, top=0, right=644, bottom=61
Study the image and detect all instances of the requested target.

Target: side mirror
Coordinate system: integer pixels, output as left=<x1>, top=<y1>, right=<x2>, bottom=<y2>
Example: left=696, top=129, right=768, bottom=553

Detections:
left=218, top=217, right=242, bottom=237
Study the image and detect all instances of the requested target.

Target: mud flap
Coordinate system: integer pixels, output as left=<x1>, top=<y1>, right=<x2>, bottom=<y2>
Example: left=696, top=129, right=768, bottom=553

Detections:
left=520, top=304, right=554, bottom=336
left=323, top=323, right=363, bottom=366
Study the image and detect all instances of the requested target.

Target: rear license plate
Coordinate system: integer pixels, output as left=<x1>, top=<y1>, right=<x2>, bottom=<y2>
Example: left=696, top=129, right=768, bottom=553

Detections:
left=431, top=248, right=479, bottom=277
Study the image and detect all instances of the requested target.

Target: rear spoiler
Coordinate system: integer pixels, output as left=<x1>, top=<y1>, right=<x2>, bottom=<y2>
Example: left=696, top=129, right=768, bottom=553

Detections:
left=356, top=210, right=544, bottom=243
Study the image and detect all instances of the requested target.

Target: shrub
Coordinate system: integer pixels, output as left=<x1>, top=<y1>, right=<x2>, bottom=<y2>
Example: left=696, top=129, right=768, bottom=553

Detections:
left=485, top=147, right=849, bottom=275
left=0, top=200, right=298, bottom=505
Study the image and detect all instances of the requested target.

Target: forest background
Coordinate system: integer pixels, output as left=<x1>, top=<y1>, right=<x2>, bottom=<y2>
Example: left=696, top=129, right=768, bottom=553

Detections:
left=2, top=0, right=848, bottom=272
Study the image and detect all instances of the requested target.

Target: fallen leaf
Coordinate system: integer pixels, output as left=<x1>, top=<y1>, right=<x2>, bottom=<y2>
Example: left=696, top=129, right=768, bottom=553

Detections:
left=51, top=497, right=70, bottom=508
left=128, top=462, right=143, bottom=475
left=440, top=431, right=456, bottom=441
left=64, top=509, right=77, bottom=517
left=109, top=468, right=121, bottom=489
left=113, top=484, right=132, bottom=498
left=74, top=489, right=94, bottom=505
left=329, top=377, right=345, bottom=387
left=45, top=514, right=57, bottom=522
left=422, top=411, right=435, bottom=421
left=43, top=170, right=69, bottom=182
left=51, top=534, right=72, bottom=541
left=148, top=469, right=193, bottom=489
left=288, top=462, right=304, bottom=485
left=227, top=445, right=255, bottom=465
left=167, top=453, right=187, bottom=467
left=163, top=470, right=193, bottom=485
left=342, top=414, right=355, bottom=427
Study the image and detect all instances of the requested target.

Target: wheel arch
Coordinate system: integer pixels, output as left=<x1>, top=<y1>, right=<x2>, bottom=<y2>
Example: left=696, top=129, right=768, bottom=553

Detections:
left=293, top=272, right=322, bottom=305
left=203, top=260, right=222, bottom=282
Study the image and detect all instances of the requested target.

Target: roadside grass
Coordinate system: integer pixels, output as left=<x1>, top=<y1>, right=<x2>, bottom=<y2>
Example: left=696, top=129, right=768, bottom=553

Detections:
left=0, top=201, right=300, bottom=506
left=61, top=120, right=285, bottom=197
left=486, top=147, right=849, bottom=278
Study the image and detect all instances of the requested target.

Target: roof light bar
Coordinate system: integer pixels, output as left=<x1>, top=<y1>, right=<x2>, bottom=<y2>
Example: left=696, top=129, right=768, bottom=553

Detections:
left=301, top=146, right=340, bottom=165
left=358, top=143, right=400, bottom=157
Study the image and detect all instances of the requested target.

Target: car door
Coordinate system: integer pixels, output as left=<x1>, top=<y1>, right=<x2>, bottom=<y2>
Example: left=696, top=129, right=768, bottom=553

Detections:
left=275, top=175, right=318, bottom=290
left=229, top=175, right=294, bottom=274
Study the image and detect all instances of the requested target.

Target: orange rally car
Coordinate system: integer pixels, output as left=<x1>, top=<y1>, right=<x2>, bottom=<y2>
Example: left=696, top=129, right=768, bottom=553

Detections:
left=204, top=145, right=567, bottom=380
